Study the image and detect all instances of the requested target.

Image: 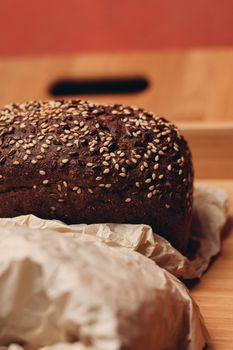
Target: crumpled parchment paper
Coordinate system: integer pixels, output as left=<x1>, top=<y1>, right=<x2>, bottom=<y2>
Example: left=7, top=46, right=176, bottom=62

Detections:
left=0, top=226, right=208, bottom=350
left=0, top=183, right=229, bottom=349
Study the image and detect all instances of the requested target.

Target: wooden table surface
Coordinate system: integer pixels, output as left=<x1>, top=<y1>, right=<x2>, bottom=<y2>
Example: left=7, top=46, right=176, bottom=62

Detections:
left=192, top=180, right=233, bottom=350
left=0, top=50, right=232, bottom=349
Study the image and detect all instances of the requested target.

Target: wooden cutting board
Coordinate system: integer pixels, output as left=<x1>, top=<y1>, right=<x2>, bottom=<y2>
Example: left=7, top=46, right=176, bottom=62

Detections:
left=191, top=180, right=233, bottom=350
left=0, top=50, right=232, bottom=348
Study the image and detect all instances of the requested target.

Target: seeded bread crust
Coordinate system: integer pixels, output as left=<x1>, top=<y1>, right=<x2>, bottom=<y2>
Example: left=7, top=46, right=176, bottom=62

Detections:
left=0, top=100, right=193, bottom=252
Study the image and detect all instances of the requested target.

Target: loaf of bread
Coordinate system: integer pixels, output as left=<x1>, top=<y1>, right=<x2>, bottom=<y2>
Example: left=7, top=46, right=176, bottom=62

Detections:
left=0, top=100, right=193, bottom=251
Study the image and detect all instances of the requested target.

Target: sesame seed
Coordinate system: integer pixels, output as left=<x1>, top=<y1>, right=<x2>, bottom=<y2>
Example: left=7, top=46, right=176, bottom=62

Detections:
left=62, top=159, right=69, bottom=164
left=159, top=174, right=164, bottom=179
left=103, top=168, right=110, bottom=174
left=72, top=186, right=78, bottom=191
left=149, top=185, right=154, bottom=191
left=63, top=181, right=68, bottom=187
left=119, top=172, right=126, bottom=177
left=43, top=179, right=49, bottom=185
left=140, top=165, right=144, bottom=171
left=99, top=184, right=105, bottom=187
left=154, top=163, right=159, bottom=170
left=39, top=170, right=46, bottom=176
left=96, top=176, right=102, bottom=181
left=178, top=169, right=183, bottom=175
left=33, top=185, right=37, bottom=189
left=119, top=152, right=125, bottom=158
left=152, top=173, right=156, bottom=180
left=57, top=147, right=62, bottom=151
left=105, top=184, right=112, bottom=188
left=77, top=188, right=81, bottom=194
left=58, top=199, right=64, bottom=202
left=131, top=158, right=137, bottom=164
left=167, top=164, right=172, bottom=171
left=114, top=164, right=120, bottom=170
left=125, top=198, right=131, bottom=203
left=87, top=163, right=93, bottom=167
left=88, top=188, right=93, bottom=194
left=50, top=207, right=56, bottom=211
left=23, top=155, right=28, bottom=161
left=165, top=204, right=171, bottom=209
left=13, top=161, right=20, bottom=165
left=135, top=182, right=140, bottom=188
left=121, top=167, right=126, bottom=173
left=31, top=159, right=37, bottom=164
left=145, top=178, right=152, bottom=183
left=102, top=161, right=109, bottom=166
left=155, top=155, right=159, bottom=161
left=147, top=192, right=153, bottom=199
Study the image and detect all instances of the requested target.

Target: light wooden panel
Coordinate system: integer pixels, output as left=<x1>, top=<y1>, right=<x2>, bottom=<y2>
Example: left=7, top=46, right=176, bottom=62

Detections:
left=0, top=49, right=233, bottom=121
left=178, top=123, right=233, bottom=179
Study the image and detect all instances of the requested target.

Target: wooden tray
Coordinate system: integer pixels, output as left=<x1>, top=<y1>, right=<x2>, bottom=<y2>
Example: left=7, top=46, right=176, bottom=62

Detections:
left=0, top=49, right=233, bottom=122
left=0, top=51, right=232, bottom=349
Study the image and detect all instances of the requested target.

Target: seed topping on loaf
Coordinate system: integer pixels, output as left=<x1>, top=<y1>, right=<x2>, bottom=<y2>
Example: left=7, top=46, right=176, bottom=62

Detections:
left=0, top=100, right=193, bottom=212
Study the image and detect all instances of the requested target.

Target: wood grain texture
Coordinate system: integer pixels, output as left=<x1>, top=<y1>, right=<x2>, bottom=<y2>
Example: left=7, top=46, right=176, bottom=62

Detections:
left=0, top=49, right=233, bottom=121
left=192, top=180, right=233, bottom=350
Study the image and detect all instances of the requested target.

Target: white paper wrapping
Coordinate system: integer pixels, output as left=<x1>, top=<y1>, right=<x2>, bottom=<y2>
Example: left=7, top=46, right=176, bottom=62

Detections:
left=0, top=226, right=208, bottom=350
left=0, top=183, right=229, bottom=349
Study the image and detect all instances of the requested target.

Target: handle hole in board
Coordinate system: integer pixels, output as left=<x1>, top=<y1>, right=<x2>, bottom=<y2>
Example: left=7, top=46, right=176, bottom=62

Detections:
left=49, top=76, right=149, bottom=96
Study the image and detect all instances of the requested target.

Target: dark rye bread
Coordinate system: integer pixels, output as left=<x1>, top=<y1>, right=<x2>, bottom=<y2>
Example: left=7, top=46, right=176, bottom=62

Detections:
left=0, top=100, right=193, bottom=252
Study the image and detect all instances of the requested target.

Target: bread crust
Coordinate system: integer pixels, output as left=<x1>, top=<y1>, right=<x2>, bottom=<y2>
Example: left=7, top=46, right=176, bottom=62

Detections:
left=0, top=100, right=193, bottom=251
